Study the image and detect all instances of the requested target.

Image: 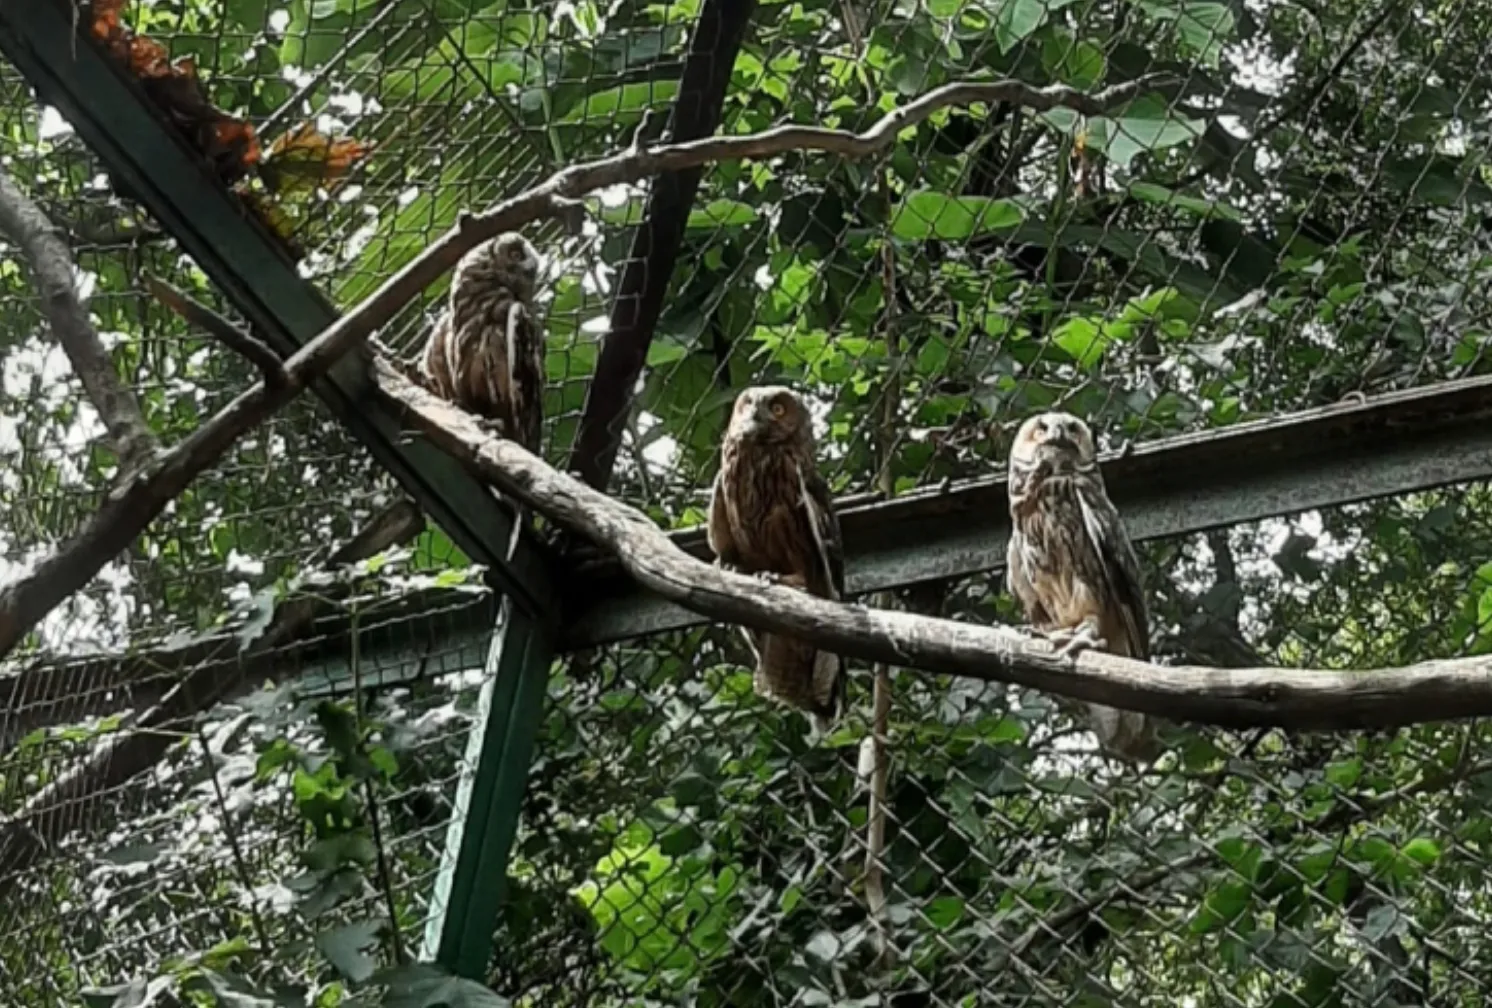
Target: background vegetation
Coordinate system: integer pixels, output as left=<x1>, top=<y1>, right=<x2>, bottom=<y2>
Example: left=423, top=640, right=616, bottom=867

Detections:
left=3, top=0, right=1492, bottom=1003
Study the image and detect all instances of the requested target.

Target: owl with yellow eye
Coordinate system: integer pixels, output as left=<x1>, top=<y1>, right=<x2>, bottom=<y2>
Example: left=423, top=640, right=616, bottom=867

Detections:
left=708, top=386, right=846, bottom=732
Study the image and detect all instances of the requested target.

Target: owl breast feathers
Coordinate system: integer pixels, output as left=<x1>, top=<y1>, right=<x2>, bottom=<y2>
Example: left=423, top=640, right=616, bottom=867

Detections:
left=1005, top=410, right=1158, bottom=763
left=708, top=386, right=846, bottom=730
left=420, top=232, right=546, bottom=454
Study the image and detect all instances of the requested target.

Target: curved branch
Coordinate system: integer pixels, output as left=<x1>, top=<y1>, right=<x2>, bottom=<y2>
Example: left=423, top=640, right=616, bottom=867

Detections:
left=0, top=167, right=158, bottom=470
left=375, top=356, right=1492, bottom=733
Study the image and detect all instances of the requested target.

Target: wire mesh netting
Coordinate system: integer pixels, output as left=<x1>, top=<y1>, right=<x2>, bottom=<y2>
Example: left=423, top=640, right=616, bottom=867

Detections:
left=1, top=0, right=1491, bottom=1003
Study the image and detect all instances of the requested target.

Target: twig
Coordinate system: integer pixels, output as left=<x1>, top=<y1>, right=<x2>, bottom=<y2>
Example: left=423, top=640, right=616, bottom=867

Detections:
left=145, top=277, right=287, bottom=385
left=0, top=167, right=159, bottom=472
left=373, top=355, right=1492, bottom=732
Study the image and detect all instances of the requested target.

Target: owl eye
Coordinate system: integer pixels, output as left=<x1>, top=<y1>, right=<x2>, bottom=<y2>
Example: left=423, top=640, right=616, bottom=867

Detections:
left=770, top=401, right=787, bottom=419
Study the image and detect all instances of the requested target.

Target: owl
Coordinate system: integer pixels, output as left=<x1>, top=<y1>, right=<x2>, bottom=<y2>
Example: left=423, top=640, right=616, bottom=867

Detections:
left=708, top=386, right=846, bottom=732
left=1005, top=410, right=1158, bottom=764
left=420, top=232, right=546, bottom=454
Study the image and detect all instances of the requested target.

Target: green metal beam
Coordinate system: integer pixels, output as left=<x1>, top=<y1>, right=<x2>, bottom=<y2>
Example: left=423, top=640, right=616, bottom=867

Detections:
left=0, top=1, right=556, bottom=618
left=421, top=598, right=555, bottom=976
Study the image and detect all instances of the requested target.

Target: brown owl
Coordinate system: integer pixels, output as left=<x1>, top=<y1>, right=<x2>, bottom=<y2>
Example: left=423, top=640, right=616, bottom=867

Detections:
left=708, top=386, right=846, bottom=732
left=1005, top=410, right=1158, bottom=764
left=421, top=232, right=546, bottom=454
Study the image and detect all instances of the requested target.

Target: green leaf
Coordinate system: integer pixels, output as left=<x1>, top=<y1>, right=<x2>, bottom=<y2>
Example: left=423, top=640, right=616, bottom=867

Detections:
left=1041, top=28, right=1106, bottom=90
left=1191, top=879, right=1251, bottom=933
left=686, top=198, right=757, bottom=230
left=1126, top=181, right=1241, bottom=220
left=1089, top=95, right=1204, bottom=170
left=559, top=81, right=680, bottom=124
left=993, top=0, right=1076, bottom=53
left=1401, top=837, right=1442, bottom=867
left=316, top=919, right=384, bottom=984
left=374, top=964, right=512, bottom=1008
left=1052, top=317, right=1110, bottom=368
left=892, top=191, right=1026, bottom=240
left=925, top=896, right=966, bottom=928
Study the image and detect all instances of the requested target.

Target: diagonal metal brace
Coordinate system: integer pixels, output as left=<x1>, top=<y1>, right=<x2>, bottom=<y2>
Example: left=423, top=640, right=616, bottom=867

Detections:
left=0, top=0, right=558, bottom=619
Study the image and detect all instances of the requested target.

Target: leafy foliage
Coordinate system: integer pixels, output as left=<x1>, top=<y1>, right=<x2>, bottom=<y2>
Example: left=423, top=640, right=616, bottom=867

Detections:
left=3, top=0, right=1492, bottom=1004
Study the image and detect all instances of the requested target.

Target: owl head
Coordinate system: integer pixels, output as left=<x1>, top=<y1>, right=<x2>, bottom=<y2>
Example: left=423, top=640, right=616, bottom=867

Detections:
left=453, top=231, right=541, bottom=299
left=1008, top=410, right=1098, bottom=476
left=728, top=385, right=812, bottom=445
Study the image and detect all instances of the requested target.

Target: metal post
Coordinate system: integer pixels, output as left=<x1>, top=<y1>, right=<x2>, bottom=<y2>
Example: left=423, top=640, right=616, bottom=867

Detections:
left=421, top=597, right=555, bottom=977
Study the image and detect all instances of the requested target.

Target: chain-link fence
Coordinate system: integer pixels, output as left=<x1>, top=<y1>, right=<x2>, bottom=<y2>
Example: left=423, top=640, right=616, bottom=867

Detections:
left=2, top=0, right=1492, bottom=1003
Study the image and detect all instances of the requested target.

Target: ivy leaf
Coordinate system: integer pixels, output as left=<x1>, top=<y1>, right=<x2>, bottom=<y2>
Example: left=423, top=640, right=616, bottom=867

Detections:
left=992, top=0, right=1077, bottom=52
left=892, top=191, right=1026, bottom=240
left=373, top=964, right=512, bottom=1008
left=317, top=919, right=385, bottom=984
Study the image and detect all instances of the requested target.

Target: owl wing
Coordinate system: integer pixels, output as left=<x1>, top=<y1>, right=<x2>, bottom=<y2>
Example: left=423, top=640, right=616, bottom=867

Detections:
left=1075, top=479, right=1150, bottom=661
left=794, top=463, right=844, bottom=600
left=706, top=464, right=743, bottom=568
left=506, top=300, right=545, bottom=455
left=1005, top=525, right=1053, bottom=629
left=420, top=312, right=454, bottom=398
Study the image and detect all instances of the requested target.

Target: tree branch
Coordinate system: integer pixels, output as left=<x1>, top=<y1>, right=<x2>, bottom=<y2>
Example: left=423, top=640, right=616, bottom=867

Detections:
left=567, top=0, right=757, bottom=489
left=0, top=166, right=159, bottom=471
left=373, top=356, right=1492, bottom=732
left=144, top=277, right=287, bottom=384
left=0, top=499, right=427, bottom=884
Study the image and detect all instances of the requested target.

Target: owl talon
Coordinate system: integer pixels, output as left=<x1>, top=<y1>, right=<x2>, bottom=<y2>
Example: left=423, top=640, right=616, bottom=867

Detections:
left=753, top=571, right=784, bottom=586
left=1047, top=624, right=1107, bottom=661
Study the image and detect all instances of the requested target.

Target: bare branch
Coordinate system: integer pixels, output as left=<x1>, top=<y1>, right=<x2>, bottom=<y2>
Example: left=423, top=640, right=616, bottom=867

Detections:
left=0, top=167, right=158, bottom=470
left=386, top=74, right=1176, bottom=343
left=145, top=277, right=287, bottom=385
left=374, top=356, right=1492, bottom=733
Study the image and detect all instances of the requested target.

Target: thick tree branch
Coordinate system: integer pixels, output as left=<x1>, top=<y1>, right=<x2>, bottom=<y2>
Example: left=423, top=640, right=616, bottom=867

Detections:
left=0, top=167, right=159, bottom=470
left=0, top=499, right=427, bottom=883
left=567, top=0, right=757, bottom=490
left=373, top=357, right=1492, bottom=732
